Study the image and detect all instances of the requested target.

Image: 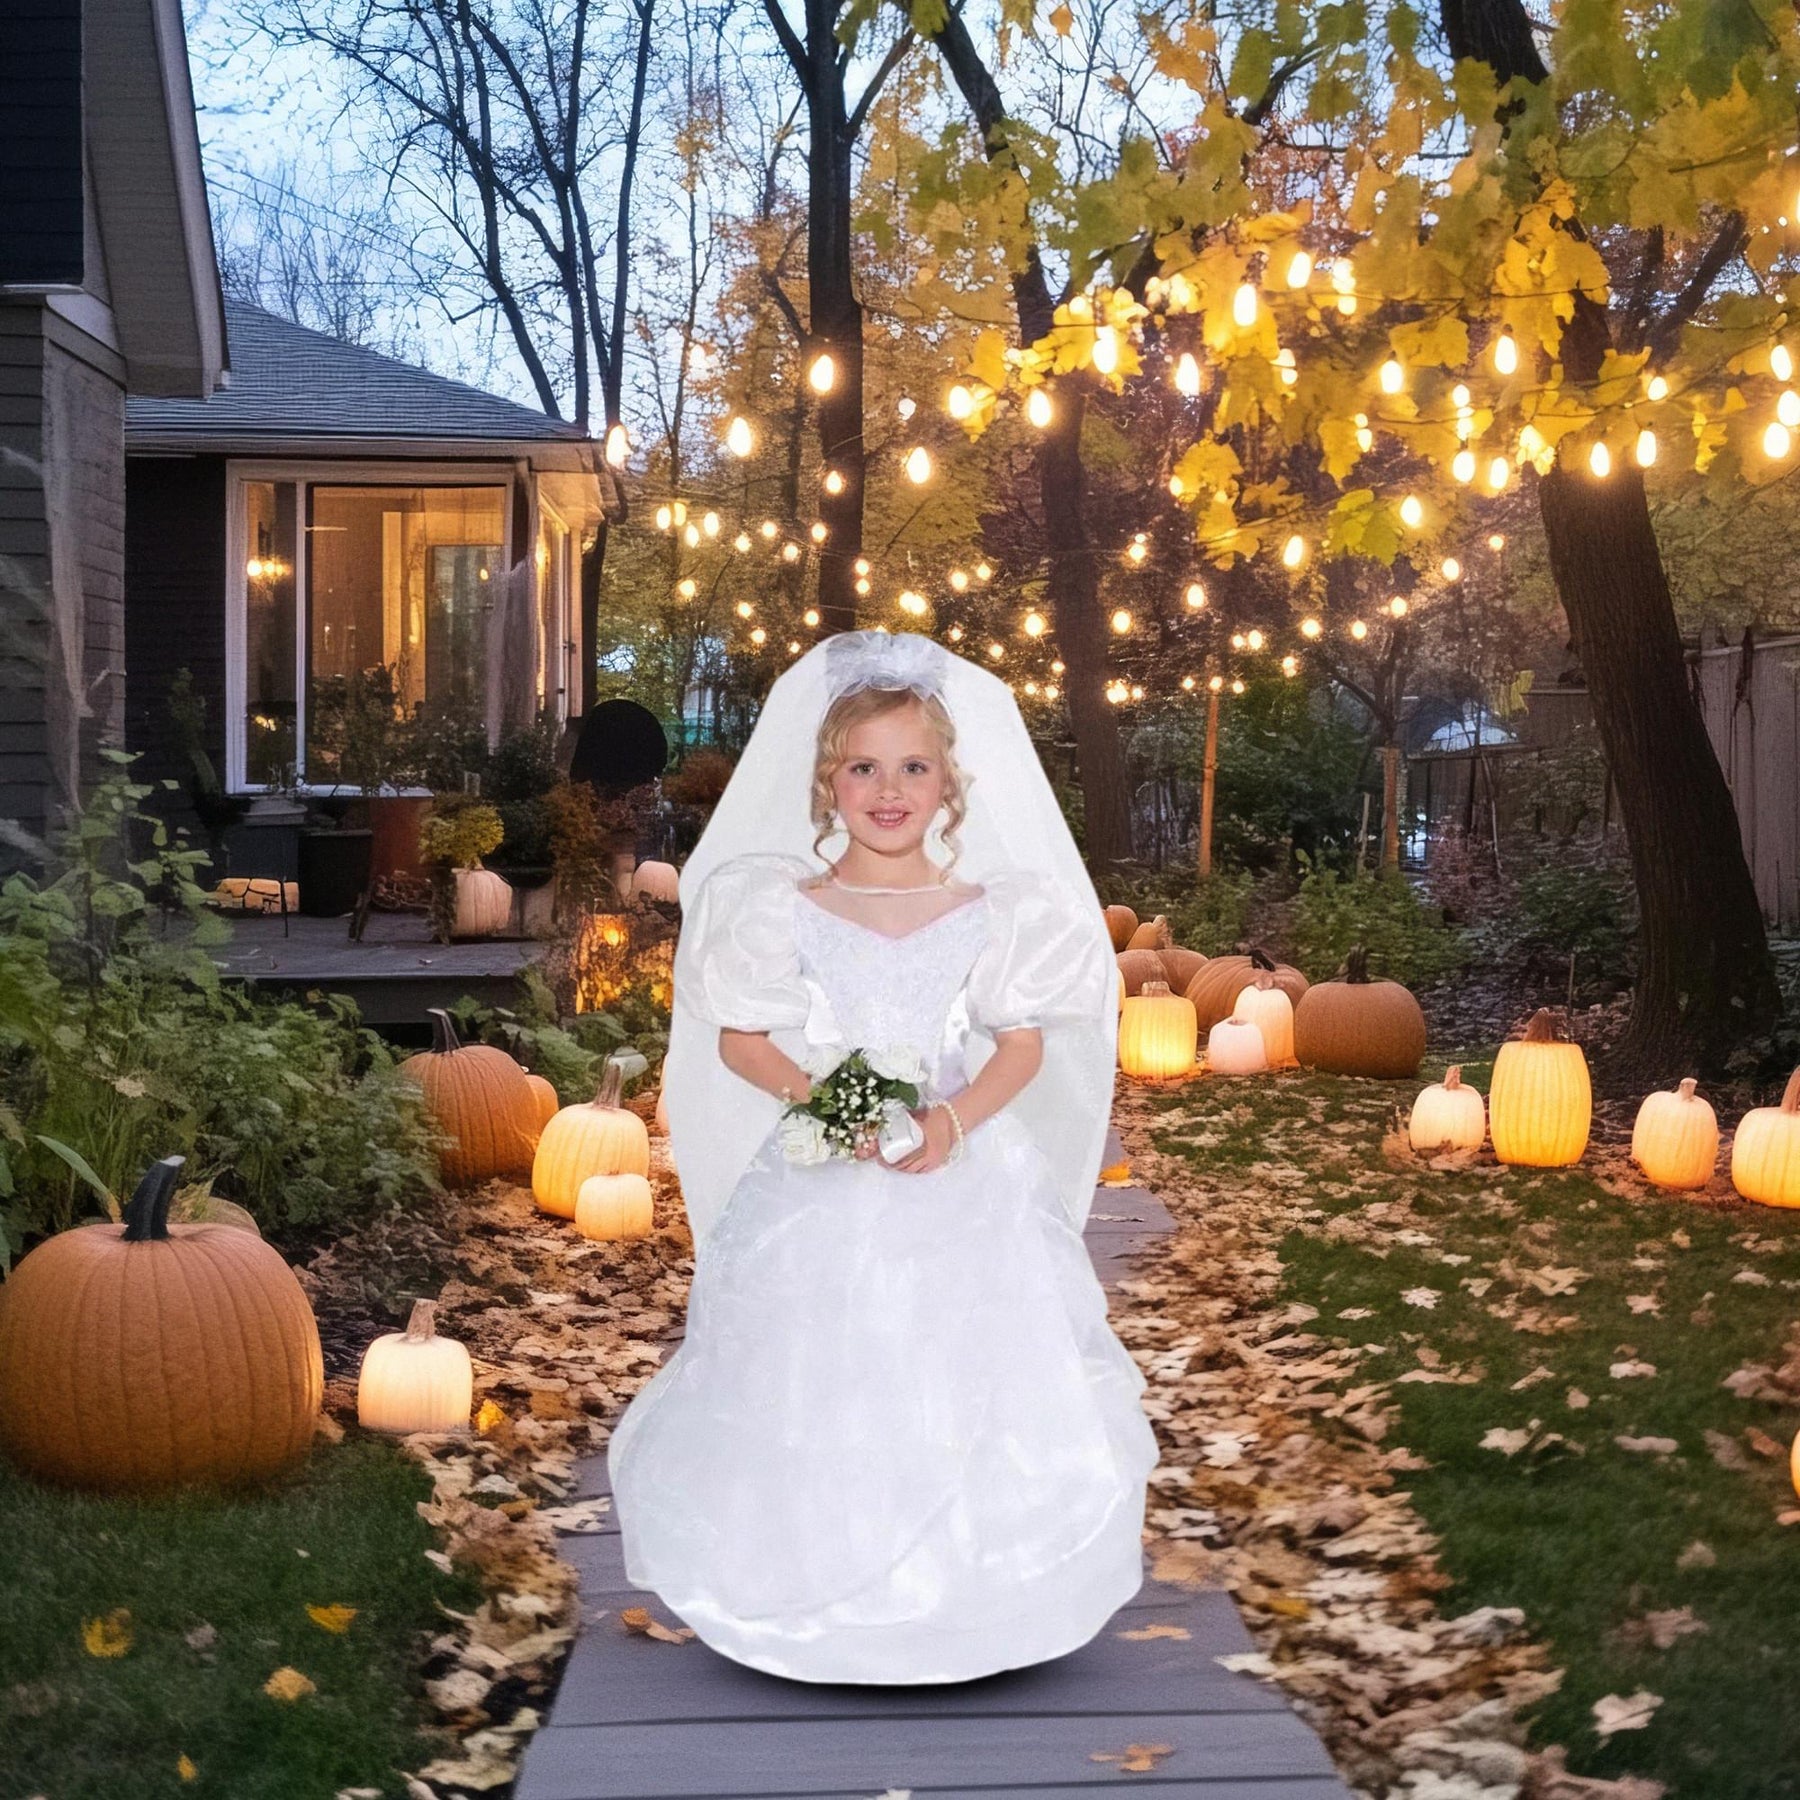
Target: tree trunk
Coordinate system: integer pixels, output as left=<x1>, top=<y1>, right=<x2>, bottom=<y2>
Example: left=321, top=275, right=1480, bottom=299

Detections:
left=925, top=19, right=1133, bottom=865
left=805, top=0, right=863, bottom=632
left=1199, top=688, right=1220, bottom=878
left=1442, top=0, right=1780, bottom=1070
left=1381, top=743, right=1400, bottom=872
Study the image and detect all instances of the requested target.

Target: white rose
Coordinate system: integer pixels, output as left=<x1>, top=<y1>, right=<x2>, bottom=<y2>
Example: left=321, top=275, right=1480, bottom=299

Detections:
left=800, top=1040, right=851, bottom=1079
left=778, top=1110, right=831, bottom=1165
left=866, top=1042, right=926, bottom=1085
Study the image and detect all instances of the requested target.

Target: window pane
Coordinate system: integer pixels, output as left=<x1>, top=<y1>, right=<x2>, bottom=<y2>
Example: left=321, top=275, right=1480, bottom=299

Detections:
left=304, top=484, right=504, bottom=781
left=243, top=481, right=297, bottom=785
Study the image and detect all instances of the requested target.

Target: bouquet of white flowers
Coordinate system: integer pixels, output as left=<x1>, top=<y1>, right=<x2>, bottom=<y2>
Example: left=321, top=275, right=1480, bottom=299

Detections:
left=778, top=1043, right=927, bottom=1165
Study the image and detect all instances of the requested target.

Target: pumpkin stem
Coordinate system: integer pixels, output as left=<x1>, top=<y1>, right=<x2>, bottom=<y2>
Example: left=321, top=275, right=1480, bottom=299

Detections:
left=595, top=1054, right=626, bottom=1109
left=1253, top=971, right=1275, bottom=992
left=1249, top=946, right=1276, bottom=972
left=1521, top=1007, right=1562, bottom=1043
left=402, top=1298, right=439, bottom=1342
left=1139, top=979, right=1171, bottom=997
left=121, top=1156, right=187, bottom=1242
left=1444, top=1066, right=1463, bottom=1089
left=1677, top=1077, right=1699, bottom=1101
left=428, top=1008, right=463, bottom=1055
left=1781, top=1067, right=1800, bottom=1113
left=1343, top=946, right=1370, bottom=984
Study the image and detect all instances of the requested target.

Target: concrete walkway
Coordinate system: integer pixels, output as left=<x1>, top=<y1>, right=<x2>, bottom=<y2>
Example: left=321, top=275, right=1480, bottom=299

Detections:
left=517, top=1126, right=1355, bottom=1800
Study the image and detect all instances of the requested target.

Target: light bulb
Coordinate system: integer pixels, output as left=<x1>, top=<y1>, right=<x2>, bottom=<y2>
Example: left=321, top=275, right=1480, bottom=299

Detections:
left=1779, top=389, right=1800, bottom=428
left=823, top=468, right=845, bottom=495
left=1232, top=282, right=1258, bottom=329
left=1230, top=678, right=1245, bottom=695
left=1286, top=249, right=1312, bottom=288
left=804, top=608, right=820, bottom=626
left=1635, top=428, right=1657, bottom=467
left=855, top=577, right=871, bottom=596
left=725, top=415, right=753, bottom=458
left=1174, top=352, right=1202, bottom=396
left=1092, top=325, right=1119, bottom=375
left=1379, top=357, right=1404, bottom=395
left=605, top=422, right=631, bottom=467
left=702, top=511, right=720, bottom=537
left=1111, top=608, right=1132, bottom=633
left=750, top=627, right=766, bottom=645
left=1488, top=533, right=1506, bottom=550
left=854, top=557, right=871, bottom=576
left=1126, top=537, right=1148, bottom=564
left=1350, top=619, right=1369, bottom=640
left=1765, top=420, right=1793, bottom=459
left=1588, top=440, right=1611, bottom=477
left=1487, top=455, right=1510, bottom=491
left=1209, top=674, right=1224, bottom=692
left=904, top=445, right=932, bottom=484
left=1647, top=373, right=1669, bottom=401
left=654, top=504, right=672, bottom=532
left=1275, top=347, right=1297, bottom=386
left=1231, top=632, right=1246, bottom=651
left=1184, top=581, right=1206, bottom=609
left=1441, top=557, right=1461, bottom=580
left=948, top=568, right=969, bottom=592
left=1399, top=494, right=1424, bottom=528
left=947, top=383, right=975, bottom=420
left=1451, top=383, right=1471, bottom=407
left=975, top=562, right=992, bottom=581
left=676, top=577, right=698, bottom=599
left=1300, top=617, right=1322, bottom=639
left=1452, top=449, right=1476, bottom=483
left=1024, top=611, right=1046, bottom=636
left=672, top=501, right=687, bottom=525
left=897, top=396, right=916, bottom=421
left=760, top=519, right=778, bottom=539
left=1246, top=628, right=1265, bottom=650
left=684, top=523, right=700, bottom=547
left=1388, top=597, right=1408, bottom=618
left=781, top=541, right=800, bottom=562
left=1281, top=654, right=1298, bottom=676
left=1493, top=329, right=1518, bottom=376
left=809, top=521, right=827, bottom=542
left=1773, top=344, right=1794, bottom=383
left=1282, top=533, right=1306, bottom=569
left=807, top=353, right=835, bottom=394
left=1026, top=387, right=1054, bottom=428
left=734, top=533, right=751, bottom=552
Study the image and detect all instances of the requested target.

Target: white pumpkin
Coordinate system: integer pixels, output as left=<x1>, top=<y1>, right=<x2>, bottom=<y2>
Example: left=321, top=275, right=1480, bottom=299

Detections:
left=356, top=1299, right=473, bottom=1434
left=1730, top=1068, right=1800, bottom=1209
left=1631, top=1077, right=1719, bottom=1191
left=1233, top=973, right=1296, bottom=1068
left=575, top=1171, right=655, bottom=1240
left=1408, top=1066, right=1486, bottom=1153
left=453, top=867, right=513, bottom=938
left=1207, top=1015, right=1268, bottom=1076
left=632, top=860, right=681, bottom=904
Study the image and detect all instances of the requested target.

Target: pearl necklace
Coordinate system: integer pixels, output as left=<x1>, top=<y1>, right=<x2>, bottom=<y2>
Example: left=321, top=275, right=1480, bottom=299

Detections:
left=827, top=867, right=949, bottom=895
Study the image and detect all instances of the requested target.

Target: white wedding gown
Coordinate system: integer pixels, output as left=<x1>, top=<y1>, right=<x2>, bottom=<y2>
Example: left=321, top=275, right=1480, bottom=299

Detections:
left=607, top=865, right=1160, bottom=1684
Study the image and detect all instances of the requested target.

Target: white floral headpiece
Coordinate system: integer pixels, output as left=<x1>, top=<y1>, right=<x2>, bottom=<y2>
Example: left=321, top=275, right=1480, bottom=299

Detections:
left=823, top=629, right=951, bottom=705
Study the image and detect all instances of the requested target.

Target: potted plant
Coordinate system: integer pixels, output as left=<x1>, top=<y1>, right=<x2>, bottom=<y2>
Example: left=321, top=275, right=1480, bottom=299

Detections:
left=420, top=797, right=511, bottom=941
left=295, top=672, right=375, bottom=916
left=339, top=664, right=431, bottom=891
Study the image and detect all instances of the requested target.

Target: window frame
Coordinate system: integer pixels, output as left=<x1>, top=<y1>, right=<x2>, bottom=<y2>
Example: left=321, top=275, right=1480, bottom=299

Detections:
left=224, top=459, right=518, bottom=794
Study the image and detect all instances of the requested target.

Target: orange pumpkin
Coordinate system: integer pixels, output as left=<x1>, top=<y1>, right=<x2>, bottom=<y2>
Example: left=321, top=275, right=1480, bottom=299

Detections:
left=400, top=1009, right=537, bottom=1187
left=1184, top=948, right=1308, bottom=1033
left=1125, top=915, right=1172, bottom=953
left=524, top=1073, right=561, bottom=1138
left=1117, top=948, right=1170, bottom=996
left=0, top=1157, right=323, bottom=1491
left=1158, top=945, right=1209, bottom=994
left=1292, top=947, right=1426, bottom=1079
left=1103, top=904, right=1139, bottom=951
left=533, top=1056, right=652, bottom=1218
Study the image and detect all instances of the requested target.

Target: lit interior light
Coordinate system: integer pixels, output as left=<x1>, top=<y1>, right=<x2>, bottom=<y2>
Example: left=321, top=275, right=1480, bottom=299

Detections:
left=808, top=353, right=835, bottom=394
left=1493, top=328, right=1518, bottom=376
left=725, top=416, right=753, bottom=458
left=1174, top=352, right=1201, bottom=397
left=904, top=445, right=932, bottom=484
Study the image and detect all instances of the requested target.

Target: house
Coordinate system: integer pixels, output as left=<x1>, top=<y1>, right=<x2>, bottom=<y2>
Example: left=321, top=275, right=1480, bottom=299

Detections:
left=0, top=0, right=226, bottom=858
left=124, top=300, right=604, bottom=802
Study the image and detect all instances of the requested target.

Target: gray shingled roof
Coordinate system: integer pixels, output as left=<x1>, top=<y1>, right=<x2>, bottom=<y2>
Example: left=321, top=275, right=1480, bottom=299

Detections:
left=125, top=300, right=589, bottom=446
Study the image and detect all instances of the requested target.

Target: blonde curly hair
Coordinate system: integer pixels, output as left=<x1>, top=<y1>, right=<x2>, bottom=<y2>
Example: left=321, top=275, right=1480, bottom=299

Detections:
left=809, top=685, right=969, bottom=872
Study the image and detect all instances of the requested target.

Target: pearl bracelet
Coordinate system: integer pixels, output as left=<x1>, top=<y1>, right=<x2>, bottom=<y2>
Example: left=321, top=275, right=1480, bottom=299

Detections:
left=932, top=1098, right=967, bottom=1162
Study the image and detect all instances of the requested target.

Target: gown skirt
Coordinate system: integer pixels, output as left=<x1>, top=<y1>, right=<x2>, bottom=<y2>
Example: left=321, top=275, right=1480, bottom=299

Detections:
left=606, top=1104, right=1162, bottom=1685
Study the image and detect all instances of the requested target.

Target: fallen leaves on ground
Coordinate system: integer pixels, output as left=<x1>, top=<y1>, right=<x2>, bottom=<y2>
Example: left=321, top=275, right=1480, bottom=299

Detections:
left=1591, top=1690, right=1662, bottom=1740
left=1115, top=1620, right=1191, bottom=1640
left=1089, top=1741, right=1175, bottom=1771
left=306, top=1604, right=358, bottom=1634
left=80, top=1609, right=133, bottom=1658
left=262, top=1667, right=317, bottom=1702
left=618, top=1605, right=696, bottom=1644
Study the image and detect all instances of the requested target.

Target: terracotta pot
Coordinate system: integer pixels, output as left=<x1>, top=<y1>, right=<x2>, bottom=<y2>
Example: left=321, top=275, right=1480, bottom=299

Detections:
left=367, top=795, right=433, bottom=885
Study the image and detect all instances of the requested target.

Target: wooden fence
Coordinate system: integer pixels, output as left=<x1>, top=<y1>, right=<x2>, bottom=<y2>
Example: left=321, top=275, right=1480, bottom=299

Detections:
left=1693, top=631, right=1800, bottom=934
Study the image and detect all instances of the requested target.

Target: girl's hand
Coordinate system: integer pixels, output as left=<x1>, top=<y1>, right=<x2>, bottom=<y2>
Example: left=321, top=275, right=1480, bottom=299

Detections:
left=852, top=1121, right=881, bottom=1160
left=888, top=1104, right=957, bottom=1175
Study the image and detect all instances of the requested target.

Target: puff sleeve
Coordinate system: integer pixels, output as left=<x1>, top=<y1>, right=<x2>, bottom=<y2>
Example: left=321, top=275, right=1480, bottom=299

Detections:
left=965, top=870, right=1115, bottom=1034
left=673, top=853, right=811, bottom=1032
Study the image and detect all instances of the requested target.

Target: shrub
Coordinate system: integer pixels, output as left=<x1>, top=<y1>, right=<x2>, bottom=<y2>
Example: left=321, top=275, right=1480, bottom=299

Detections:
left=420, top=799, right=505, bottom=870
left=0, top=759, right=441, bottom=1268
left=1165, top=870, right=1257, bottom=956
left=1510, top=855, right=1637, bottom=991
left=487, top=717, right=563, bottom=802
left=1289, top=857, right=1467, bottom=987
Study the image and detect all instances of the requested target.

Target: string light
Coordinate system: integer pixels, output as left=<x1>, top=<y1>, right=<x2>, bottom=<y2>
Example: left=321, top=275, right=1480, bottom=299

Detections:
left=855, top=577, right=872, bottom=596
left=1778, top=389, right=1800, bottom=428
left=1281, top=653, right=1299, bottom=676
left=1773, top=345, right=1794, bottom=382
left=1300, top=617, right=1322, bottom=638
left=1398, top=494, right=1424, bottom=528
left=1184, top=581, right=1206, bottom=609
left=1330, top=260, right=1356, bottom=315
left=897, top=397, right=916, bottom=421
left=1486, top=455, right=1510, bottom=491
left=975, top=562, right=992, bottom=581
left=1286, top=249, right=1312, bottom=288
left=807, top=353, right=836, bottom=394
left=605, top=423, right=631, bottom=468
left=735, top=600, right=753, bottom=618
left=781, top=541, right=801, bottom=562
left=1230, top=678, right=1245, bottom=695
left=1232, top=282, right=1259, bottom=329
left=904, top=445, right=933, bottom=484
left=899, top=589, right=928, bottom=615
left=1126, top=534, right=1149, bottom=564
left=1493, top=328, right=1518, bottom=376
left=804, top=609, right=820, bottom=627
left=1024, top=611, right=1047, bottom=636
left=947, top=383, right=975, bottom=420
left=823, top=468, right=845, bottom=495
left=1588, top=440, right=1612, bottom=477
left=1354, top=412, right=1373, bottom=452
left=1378, top=357, right=1405, bottom=395
left=654, top=504, right=672, bottom=531
left=1452, top=383, right=1471, bottom=407
left=725, top=416, right=753, bottom=458
left=760, top=520, right=779, bottom=539
left=1282, top=533, right=1306, bottom=568
left=1441, top=557, right=1461, bottom=580
left=1350, top=619, right=1369, bottom=640
left=1174, top=352, right=1202, bottom=397
left=1111, top=608, right=1133, bottom=632
left=1275, top=347, right=1297, bottom=386
left=1452, top=449, right=1476, bottom=483
left=1246, top=628, right=1265, bottom=650
left=1647, top=373, right=1670, bottom=401
left=1765, top=420, right=1793, bottom=459
left=854, top=556, right=871, bottom=576
left=1488, top=533, right=1506, bottom=550
left=987, top=642, right=1004, bottom=660
left=1635, top=428, right=1658, bottom=467
left=1027, top=387, right=1054, bottom=428
left=1231, top=631, right=1246, bottom=650
left=948, top=568, right=969, bottom=592
left=750, top=626, right=767, bottom=645
left=809, top=521, right=828, bottom=543
left=1209, top=674, right=1225, bottom=692
left=1092, top=325, right=1120, bottom=375
left=676, top=577, right=698, bottom=599
left=1388, top=596, right=1408, bottom=618
left=683, top=522, right=700, bottom=547
left=702, top=511, right=720, bottom=537
left=733, top=532, right=751, bottom=552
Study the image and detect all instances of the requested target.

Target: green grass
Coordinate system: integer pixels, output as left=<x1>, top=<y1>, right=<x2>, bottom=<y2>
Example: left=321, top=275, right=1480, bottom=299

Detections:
left=1, top=1436, right=479, bottom=1800
left=1147, top=1064, right=1800, bottom=1799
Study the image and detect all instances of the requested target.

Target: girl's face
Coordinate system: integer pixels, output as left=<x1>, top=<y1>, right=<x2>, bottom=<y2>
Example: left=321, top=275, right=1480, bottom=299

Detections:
left=830, top=703, right=949, bottom=857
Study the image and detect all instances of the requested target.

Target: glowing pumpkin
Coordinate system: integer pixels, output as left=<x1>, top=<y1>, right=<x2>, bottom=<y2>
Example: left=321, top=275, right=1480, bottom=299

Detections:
left=533, top=1056, right=652, bottom=1218
left=1489, top=1009, right=1590, bottom=1168
left=1233, top=972, right=1296, bottom=1068
left=1631, top=1078, right=1719, bottom=1192
left=1730, top=1068, right=1800, bottom=1209
left=1408, top=1066, right=1486, bottom=1153
left=1118, top=979, right=1198, bottom=1079
left=357, top=1299, right=473, bottom=1434
left=575, top=1172, right=655, bottom=1240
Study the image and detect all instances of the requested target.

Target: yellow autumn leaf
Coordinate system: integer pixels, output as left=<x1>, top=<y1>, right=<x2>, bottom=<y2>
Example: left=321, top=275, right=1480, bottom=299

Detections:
left=82, top=1608, right=133, bottom=1658
left=177, top=1754, right=198, bottom=1782
left=263, top=1666, right=318, bottom=1702
left=306, top=1604, right=358, bottom=1634
left=474, top=1399, right=506, bottom=1434
left=1048, top=2, right=1072, bottom=35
